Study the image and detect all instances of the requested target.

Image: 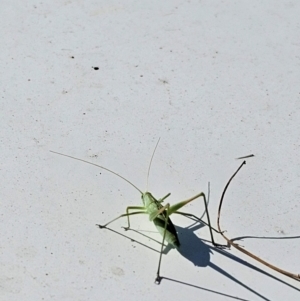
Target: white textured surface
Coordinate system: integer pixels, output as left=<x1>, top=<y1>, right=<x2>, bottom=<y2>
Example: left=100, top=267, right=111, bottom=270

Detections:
left=1, top=1, right=300, bottom=300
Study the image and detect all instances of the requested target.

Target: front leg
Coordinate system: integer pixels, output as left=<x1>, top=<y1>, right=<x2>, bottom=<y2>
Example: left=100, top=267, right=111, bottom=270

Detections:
left=97, top=206, right=146, bottom=229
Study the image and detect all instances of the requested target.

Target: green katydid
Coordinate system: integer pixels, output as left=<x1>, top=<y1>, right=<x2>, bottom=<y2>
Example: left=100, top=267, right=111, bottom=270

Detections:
left=50, top=141, right=245, bottom=284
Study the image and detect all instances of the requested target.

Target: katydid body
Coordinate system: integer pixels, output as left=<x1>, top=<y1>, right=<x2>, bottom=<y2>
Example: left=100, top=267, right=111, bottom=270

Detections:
left=50, top=146, right=234, bottom=284
left=141, top=192, right=180, bottom=248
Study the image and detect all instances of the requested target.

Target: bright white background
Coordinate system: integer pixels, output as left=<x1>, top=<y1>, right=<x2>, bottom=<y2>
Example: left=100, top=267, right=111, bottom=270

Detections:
left=1, top=1, right=300, bottom=300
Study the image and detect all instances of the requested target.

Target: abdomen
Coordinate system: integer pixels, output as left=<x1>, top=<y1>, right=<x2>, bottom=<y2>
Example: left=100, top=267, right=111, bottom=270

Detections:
left=153, top=215, right=180, bottom=248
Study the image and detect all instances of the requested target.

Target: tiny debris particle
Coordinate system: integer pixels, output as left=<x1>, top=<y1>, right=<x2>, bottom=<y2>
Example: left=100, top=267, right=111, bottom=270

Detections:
left=111, top=267, right=125, bottom=276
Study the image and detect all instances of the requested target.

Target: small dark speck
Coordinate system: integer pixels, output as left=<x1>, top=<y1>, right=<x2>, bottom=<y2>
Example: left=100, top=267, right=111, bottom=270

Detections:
left=46, top=273, right=48, bottom=276
left=28, top=79, right=31, bottom=81
left=159, top=79, right=168, bottom=84
left=71, top=56, right=74, bottom=59
left=83, top=113, right=86, bottom=115
left=140, top=75, right=143, bottom=77
left=93, top=67, right=99, bottom=70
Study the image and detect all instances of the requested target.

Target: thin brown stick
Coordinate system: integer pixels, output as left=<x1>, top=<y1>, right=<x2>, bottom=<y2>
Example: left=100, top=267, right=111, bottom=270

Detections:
left=217, top=161, right=300, bottom=281
left=236, top=154, right=255, bottom=160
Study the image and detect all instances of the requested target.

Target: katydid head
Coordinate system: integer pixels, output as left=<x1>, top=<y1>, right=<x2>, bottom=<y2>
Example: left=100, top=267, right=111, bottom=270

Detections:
left=141, top=192, right=156, bottom=207
left=141, top=191, right=171, bottom=207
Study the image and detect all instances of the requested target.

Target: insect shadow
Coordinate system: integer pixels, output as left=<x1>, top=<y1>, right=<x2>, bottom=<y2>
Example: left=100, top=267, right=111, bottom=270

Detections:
left=112, top=220, right=300, bottom=300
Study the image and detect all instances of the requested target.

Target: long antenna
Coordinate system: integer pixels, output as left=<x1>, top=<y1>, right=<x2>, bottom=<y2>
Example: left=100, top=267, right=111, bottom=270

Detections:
left=146, top=138, right=160, bottom=191
left=50, top=150, right=143, bottom=194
